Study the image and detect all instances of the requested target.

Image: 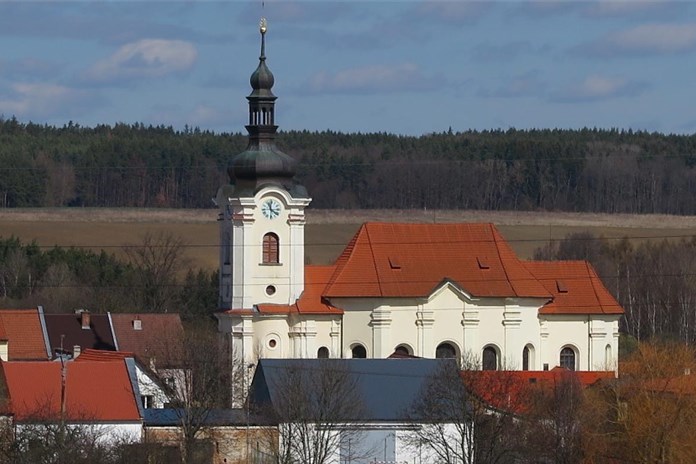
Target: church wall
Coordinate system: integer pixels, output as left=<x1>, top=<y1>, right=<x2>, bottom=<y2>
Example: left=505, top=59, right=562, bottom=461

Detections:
left=542, top=314, right=620, bottom=371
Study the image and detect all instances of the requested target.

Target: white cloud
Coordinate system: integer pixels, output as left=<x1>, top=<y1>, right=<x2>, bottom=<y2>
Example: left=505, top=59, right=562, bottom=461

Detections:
left=305, top=63, right=439, bottom=95
left=552, top=75, right=647, bottom=102
left=578, top=22, right=696, bottom=57
left=85, top=39, right=197, bottom=84
left=0, top=82, right=94, bottom=119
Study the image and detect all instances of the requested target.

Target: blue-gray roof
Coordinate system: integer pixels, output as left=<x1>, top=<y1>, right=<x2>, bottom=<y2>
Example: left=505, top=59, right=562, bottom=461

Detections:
left=250, top=358, right=459, bottom=422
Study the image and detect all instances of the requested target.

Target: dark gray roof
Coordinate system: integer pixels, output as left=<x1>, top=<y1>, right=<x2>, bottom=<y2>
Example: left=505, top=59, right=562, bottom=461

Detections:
left=250, top=358, right=459, bottom=422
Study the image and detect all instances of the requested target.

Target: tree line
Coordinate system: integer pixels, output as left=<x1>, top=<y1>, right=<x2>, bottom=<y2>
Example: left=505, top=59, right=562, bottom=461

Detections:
left=2, top=117, right=696, bottom=213
left=535, top=233, right=696, bottom=345
left=0, top=232, right=217, bottom=321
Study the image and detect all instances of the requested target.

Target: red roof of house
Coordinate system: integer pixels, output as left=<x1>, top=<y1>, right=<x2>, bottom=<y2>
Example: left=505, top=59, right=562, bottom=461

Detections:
left=74, top=348, right=135, bottom=362
left=2, top=360, right=141, bottom=422
left=523, top=261, right=623, bottom=315
left=254, top=266, right=343, bottom=315
left=323, top=223, right=552, bottom=299
left=0, top=309, right=49, bottom=360
left=109, top=313, right=184, bottom=368
left=463, top=367, right=614, bottom=415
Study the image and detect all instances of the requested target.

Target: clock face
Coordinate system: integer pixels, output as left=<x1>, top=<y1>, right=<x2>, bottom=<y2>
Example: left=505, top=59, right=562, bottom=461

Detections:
left=261, top=199, right=282, bottom=219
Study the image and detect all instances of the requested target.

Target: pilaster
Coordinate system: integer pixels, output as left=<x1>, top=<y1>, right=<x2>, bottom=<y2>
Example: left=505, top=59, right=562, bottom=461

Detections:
left=370, top=307, right=392, bottom=358
left=416, top=308, right=435, bottom=357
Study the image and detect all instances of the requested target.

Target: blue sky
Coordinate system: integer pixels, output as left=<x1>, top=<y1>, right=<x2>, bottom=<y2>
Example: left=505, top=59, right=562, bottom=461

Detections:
left=1, top=1, right=695, bottom=135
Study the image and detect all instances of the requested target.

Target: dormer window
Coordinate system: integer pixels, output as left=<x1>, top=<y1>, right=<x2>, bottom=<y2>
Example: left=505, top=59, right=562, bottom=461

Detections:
left=262, top=233, right=279, bottom=264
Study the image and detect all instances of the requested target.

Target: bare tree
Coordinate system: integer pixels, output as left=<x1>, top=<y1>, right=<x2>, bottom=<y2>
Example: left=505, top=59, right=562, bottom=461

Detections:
left=123, top=231, right=189, bottom=313
left=407, top=355, right=524, bottom=464
left=165, top=323, right=231, bottom=464
left=252, top=359, right=367, bottom=464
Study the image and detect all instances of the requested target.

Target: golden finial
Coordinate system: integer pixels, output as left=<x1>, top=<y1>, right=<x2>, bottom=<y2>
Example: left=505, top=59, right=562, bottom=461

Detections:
left=260, top=17, right=267, bottom=34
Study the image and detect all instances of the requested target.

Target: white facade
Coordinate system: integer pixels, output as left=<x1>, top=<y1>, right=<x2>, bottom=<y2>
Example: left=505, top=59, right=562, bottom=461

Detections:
left=334, top=283, right=620, bottom=371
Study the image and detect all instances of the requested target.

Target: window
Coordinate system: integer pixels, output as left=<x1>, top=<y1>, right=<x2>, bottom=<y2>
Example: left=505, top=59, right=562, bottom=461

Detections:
left=560, top=347, right=576, bottom=371
left=436, top=342, right=457, bottom=359
left=523, top=344, right=535, bottom=371
left=605, top=344, right=613, bottom=366
left=317, top=347, right=329, bottom=358
left=483, top=346, right=498, bottom=371
left=523, top=346, right=530, bottom=371
left=351, top=344, right=367, bottom=359
left=141, top=395, right=153, bottom=408
left=262, top=233, right=279, bottom=264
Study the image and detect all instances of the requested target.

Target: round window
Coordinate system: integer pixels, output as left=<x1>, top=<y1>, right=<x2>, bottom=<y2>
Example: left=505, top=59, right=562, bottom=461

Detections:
left=268, top=339, right=277, bottom=349
left=266, top=285, right=276, bottom=296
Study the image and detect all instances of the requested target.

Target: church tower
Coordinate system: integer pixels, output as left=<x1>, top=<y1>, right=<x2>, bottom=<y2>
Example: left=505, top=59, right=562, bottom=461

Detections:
left=218, top=18, right=310, bottom=311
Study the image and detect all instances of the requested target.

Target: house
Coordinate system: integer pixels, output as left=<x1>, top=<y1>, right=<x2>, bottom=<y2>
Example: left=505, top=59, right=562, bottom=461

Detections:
left=0, top=307, right=51, bottom=361
left=249, top=358, right=470, bottom=464
left=75, top=348, right=172, bottom=409
left=2, top=357, right=143, bottom=443
left=110, top=313, right=185, bottom=397
left=214, top=20, right=624, bottom=374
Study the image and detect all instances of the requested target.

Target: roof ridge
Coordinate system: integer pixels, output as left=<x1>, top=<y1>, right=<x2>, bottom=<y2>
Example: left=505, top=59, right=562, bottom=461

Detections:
left=365, top=224, right=384, bottom=297
left=490, top=223, right=517, bottom=296
left=584, top=261, right=607, bottom=314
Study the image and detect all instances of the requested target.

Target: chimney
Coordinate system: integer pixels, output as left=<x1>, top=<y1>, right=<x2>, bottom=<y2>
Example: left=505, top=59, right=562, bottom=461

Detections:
left=133, top=318, right=142, bottom=331
left=73, top=345, right=81, bottom=358
left=80, top=311, right=90, bottom=330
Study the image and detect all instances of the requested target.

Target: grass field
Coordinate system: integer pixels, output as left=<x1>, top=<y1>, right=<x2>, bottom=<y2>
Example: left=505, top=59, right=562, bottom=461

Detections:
left=0, top=208, right=695, bottom=270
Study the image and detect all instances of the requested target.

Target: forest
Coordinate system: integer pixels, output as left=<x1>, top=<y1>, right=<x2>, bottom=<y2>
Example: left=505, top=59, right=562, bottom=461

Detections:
left=2, top=116, right=696, bottom=213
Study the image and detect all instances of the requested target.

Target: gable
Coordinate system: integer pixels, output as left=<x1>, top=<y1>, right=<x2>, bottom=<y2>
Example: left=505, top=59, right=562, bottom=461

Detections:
left=323, top=222, right=550, bottom=299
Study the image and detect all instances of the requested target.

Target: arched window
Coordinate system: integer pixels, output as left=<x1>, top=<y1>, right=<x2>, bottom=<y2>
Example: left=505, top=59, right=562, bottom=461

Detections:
left=523, top=344, right=535, bottom=371
left=605, top=344, right=613, bottom=367
left=394, top=345, right=411, bottom=356
left=436, top=342, right=457, bottom=359
left=317, top=347, right=329, bottom=359
left=523, top=346, right=530, bottom=371
left=560, top=347, right=576, bottom=371
left=262, top=233, right=279, bottom=264
left=351, top=344, right=367, bottom=359
left=482, top=346, right=498, bottom=371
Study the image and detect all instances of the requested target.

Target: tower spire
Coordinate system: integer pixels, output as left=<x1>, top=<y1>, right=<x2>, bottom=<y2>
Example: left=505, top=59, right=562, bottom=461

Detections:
left=227, top=17, right=307, bottom=198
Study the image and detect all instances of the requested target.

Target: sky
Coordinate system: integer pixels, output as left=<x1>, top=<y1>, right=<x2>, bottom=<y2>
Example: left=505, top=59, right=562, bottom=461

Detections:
left=1, top=0, right=695, bottom=136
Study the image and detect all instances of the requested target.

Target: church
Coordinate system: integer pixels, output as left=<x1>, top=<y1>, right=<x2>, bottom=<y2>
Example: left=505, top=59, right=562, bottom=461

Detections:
left=215, top=19, right=622, bottom=374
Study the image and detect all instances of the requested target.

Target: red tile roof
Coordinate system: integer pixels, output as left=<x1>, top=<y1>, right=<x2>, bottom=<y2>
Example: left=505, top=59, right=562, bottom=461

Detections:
left=323, top=223, right=551, bottom=299
left=463, top=368, right=614, bottom=415
left=2, top=360, right=141, bottom=422
left=74, top=348, right=135, bottom=362
left=0, top=309, right=50, bottom=360
left=109, top=313, right=184, bottom=368
left=523, top=261, right=624, bottom=315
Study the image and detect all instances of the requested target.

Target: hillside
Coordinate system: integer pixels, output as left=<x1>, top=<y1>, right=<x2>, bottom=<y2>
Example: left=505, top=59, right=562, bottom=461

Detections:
left=1, top=208, right=695, bottom=269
